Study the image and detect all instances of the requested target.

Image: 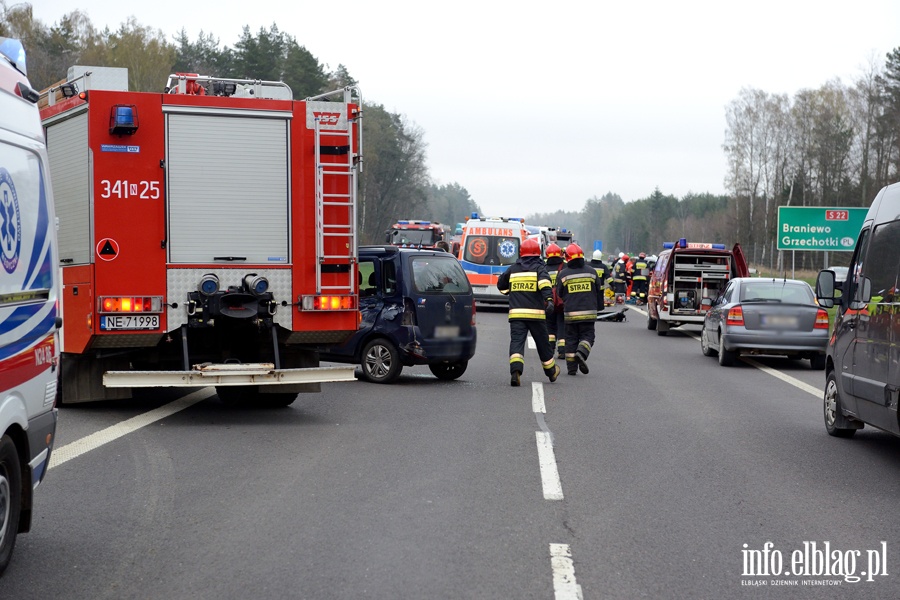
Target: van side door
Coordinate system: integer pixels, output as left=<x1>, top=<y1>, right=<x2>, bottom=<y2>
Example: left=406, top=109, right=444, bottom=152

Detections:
left=851, top=220, right=900, bottom=433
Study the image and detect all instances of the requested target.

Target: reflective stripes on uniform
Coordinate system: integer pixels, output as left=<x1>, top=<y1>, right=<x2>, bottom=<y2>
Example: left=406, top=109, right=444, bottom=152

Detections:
left=509, top=307, right=547, bottom=319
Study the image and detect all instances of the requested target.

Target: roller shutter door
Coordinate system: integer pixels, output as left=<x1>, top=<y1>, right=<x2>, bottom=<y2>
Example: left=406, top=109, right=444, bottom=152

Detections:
left=167, top=113, right=289, bottom=264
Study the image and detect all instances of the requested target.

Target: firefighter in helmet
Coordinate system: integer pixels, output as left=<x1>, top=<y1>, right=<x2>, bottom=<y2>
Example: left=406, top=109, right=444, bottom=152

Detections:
left=544, top=243, right=567, bottom=359
left=630, top=252, right=650, bottom=305
left=497, top=238, right=561, bottom=387
left=556, top=243, right=603, bottom=376
left=589, top=250, right=611, bottom=292
left=612, top=253, right=631, bottom=300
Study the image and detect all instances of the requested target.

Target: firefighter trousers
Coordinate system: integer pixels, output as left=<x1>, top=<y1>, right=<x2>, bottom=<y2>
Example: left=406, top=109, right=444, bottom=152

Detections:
left=509, top=319, right=557, bottom=376
left=631, top=280, right=648, bottom=301
left=565, top=321, right=596, bottom=373
left=546, top=310, right=566, bottom=358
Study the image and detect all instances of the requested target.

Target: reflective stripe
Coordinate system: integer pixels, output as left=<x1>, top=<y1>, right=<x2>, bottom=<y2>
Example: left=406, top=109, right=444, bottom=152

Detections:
left=566, top=310, right=597, bottom=318
left=509, top=308, right=547, bottom=319
left=538, top=278, right=552, bottom=290
left=566, top=314, right=597, bottom=322
left=510, top=355, right=524, bottom=364
left=542, top=357, right=556, bottom=368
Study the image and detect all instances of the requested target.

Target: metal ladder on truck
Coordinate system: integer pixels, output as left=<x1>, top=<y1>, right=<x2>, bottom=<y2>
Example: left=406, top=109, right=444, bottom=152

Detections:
left=312, top=87, right=363, bottom=294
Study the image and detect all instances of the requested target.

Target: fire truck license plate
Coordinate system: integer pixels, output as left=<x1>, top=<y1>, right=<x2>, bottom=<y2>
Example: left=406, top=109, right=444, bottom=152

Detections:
left=100, top=315, right=160, bottom=330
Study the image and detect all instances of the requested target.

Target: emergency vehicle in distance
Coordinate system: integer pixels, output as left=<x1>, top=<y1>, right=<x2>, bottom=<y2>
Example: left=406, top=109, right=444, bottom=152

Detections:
left=0, top=37, right=59, bottom=576
left=553, top=228, right=575, bottom=252
left=647, top=239, right=748, bottom=336
left=457, top=214, right=528, bottom=304
left=39, top=67, right=363, bottom=405
left=385, top=220, right=448, bottom=249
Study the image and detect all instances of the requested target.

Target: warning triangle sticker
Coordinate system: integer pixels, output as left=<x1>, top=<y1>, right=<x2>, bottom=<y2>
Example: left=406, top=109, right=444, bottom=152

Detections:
left=99, top=240, right=117, bottom=256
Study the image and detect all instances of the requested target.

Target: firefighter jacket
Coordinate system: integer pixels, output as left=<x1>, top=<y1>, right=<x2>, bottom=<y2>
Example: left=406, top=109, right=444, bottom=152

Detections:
left=557, top=258, right=603, bottom=321
left=497, top=255, right=553, bottom=320
left=546, top=256, right=565, bottom=286
left=613, top=259, right=631, bottom=283
left=589, top=259, right=610, bottom=288
left=631, top=258, right=649, bottom=281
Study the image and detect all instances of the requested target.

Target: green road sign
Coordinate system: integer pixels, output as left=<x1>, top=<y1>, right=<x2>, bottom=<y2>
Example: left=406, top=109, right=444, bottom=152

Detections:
left=777, top=207, right=867, bottom=251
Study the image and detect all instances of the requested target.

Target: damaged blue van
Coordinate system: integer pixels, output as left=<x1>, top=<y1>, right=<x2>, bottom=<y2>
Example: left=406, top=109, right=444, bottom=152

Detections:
left=320, top=246, right=477, bottom=383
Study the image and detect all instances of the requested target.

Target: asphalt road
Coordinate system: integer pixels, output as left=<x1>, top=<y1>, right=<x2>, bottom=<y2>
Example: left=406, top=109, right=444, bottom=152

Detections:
left=3, top=305, right=900, bottom=599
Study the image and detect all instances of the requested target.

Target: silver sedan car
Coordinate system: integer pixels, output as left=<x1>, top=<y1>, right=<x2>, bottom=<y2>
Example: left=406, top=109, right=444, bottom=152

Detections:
left=700, top=277, right=829, bottom=368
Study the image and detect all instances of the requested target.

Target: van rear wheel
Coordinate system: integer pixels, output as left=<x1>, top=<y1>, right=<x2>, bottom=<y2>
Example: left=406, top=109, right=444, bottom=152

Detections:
left=647, top=313, right=657, bottom=330
left=656, top=320, right=669, bottom=336
left=0, top=435, right=22, bottom=576
left=361, top=338, right=402, bottom=383
left=429, top=361, right=468, bottom=381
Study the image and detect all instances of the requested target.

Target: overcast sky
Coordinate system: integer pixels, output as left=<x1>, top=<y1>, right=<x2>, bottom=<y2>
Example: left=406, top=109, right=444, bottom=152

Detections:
left=31, top=0, right=900, bottom=217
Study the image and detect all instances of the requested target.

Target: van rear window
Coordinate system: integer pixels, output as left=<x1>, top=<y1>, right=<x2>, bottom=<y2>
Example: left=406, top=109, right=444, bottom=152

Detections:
left=411, top=256, right=471, bottom=293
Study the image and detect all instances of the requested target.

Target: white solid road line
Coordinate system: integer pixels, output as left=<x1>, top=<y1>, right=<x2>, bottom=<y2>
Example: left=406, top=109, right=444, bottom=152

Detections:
left=550, top=543, right=584, bottom=600
left=49, top=388, right=216, bottom=470
left=627, top=305, right=822, bottom=397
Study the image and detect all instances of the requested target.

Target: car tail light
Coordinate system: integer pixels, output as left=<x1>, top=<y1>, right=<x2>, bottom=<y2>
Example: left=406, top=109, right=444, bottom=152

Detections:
left=98, top=296, right=163, bottom=313
left=814, top=308, right=829, bottom=329
left=726, top=306, right=744, bottom=326
left=300, top=295, right=356, bottom=311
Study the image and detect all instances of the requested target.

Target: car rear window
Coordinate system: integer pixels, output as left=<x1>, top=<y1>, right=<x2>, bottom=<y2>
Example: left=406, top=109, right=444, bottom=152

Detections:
left=740, top=281, right=813, bottom=304
left=411, top=256, right=471, bottom=294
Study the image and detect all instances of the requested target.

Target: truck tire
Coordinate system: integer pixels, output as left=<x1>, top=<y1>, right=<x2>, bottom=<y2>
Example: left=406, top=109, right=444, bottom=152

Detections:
left=429, top=361, right=468, bottom=381
left=361, top=338, right=402, bottom=383
left=216, top=385, right=256, bottom=407
left=824, top=371, right=857, bottom=438
left=656, top=320, right=669, bottom=336
left=0, top=435, right=22, bottom=576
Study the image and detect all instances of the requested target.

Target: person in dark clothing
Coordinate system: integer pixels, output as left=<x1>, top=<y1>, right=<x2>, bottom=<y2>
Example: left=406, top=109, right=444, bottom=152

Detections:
left=497, top=238, right=561, bottom=387
left=630, top=252, right=650, bottom=304
left=612, top=254, right=631, bottom=301
left=589, top=250, right=611, bottom=306
left=544, top=243, right=567, bottom=359
left=557, top=243, right=604, bottom=376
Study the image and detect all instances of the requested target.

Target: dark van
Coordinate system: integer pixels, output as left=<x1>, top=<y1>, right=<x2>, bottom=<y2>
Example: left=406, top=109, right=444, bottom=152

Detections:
left=816, top=182, right=900, bottom=438
left=320, top=246, right=477, bottom=383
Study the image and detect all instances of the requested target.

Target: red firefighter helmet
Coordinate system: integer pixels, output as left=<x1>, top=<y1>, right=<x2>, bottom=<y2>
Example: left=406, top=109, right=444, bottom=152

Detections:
left=520, top=238, right=541, bottom=257
left=622, top=254, right=630, bottom=262
left=545, top=243, right=562, bottom=258
left=565, top=243, right=584, bottom=260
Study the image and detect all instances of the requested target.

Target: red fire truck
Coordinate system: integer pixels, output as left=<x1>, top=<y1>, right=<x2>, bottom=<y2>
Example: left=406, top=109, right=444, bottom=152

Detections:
left=39, top=69, right=362, bottom=405
left=385, top=220, right=449, bottom=249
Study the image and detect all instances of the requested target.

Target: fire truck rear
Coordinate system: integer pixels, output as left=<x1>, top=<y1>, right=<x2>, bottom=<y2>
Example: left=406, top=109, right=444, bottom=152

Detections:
left=39, top=69, right=362, bottom=405
left=385, top=220, right=448, bottom=249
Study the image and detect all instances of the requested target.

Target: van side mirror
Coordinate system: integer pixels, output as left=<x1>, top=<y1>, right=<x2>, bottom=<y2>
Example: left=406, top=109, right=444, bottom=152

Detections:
left=816, top=270, right=835, bottom=309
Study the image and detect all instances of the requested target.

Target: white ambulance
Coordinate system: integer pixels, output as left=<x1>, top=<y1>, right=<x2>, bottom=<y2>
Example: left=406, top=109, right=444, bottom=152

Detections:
left=0, top=38, right=60, bottom=575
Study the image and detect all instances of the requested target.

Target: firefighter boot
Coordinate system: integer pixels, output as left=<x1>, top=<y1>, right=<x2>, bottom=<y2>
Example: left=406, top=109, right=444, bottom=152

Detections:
left=566, top=356, right=578, bottom=376
left=576, top=341, right=591, bottom=374
left=545, top=364, right=560, bottom=383
left=575, top=352, right=589, bottom=374
left=510, top=370, right=521, bottom=387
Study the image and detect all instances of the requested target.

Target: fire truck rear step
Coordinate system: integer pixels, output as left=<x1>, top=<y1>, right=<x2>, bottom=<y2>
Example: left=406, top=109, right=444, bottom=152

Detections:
left=103, top=364, right=357, bottom=387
